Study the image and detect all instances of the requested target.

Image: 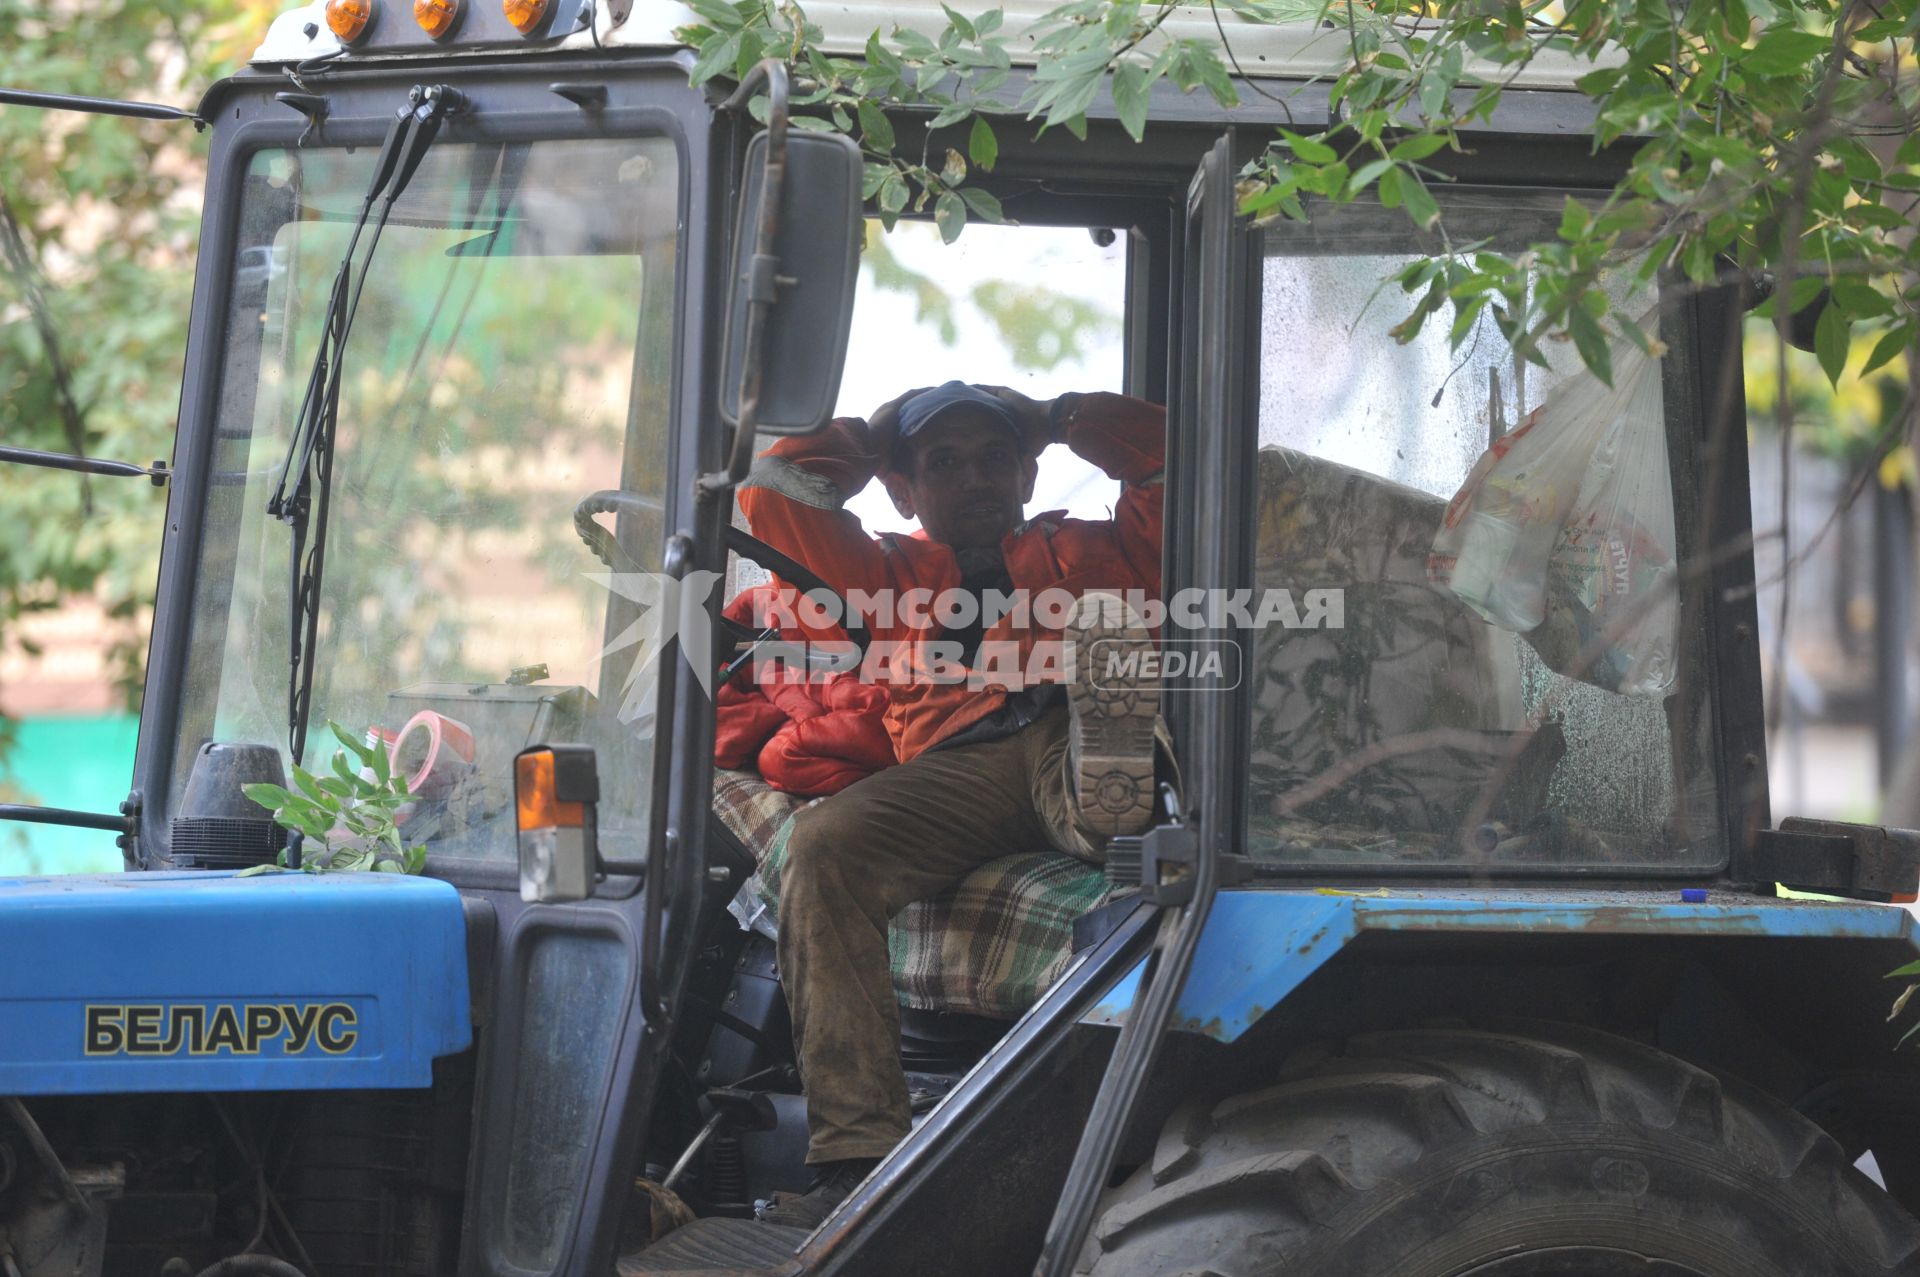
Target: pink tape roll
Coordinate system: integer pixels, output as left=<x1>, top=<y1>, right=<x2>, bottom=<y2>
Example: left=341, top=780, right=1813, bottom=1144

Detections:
left=388, top=710, right=476, bottom=799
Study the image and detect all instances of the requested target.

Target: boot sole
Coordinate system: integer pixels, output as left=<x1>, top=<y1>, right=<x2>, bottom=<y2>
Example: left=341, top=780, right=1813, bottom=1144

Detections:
left=1065, top=592, right=1159, bottom=838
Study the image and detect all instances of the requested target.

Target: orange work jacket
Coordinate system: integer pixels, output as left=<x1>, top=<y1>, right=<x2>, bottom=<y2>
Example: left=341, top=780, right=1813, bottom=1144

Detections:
left=735, top=391, right=1165, bottom=762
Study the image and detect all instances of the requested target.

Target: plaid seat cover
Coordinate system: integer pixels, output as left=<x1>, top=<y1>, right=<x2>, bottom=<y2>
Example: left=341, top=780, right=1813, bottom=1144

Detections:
left=710, top=769, right=1117, bottom=1019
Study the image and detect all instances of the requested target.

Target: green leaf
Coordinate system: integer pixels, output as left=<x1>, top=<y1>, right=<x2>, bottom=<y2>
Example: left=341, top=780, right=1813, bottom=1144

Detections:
left=1813, top=298, right=1851, bottom=387
left=1277, top=129, right=1337, bottom=163
left=1613, top=310, right=1655, bottom=356
left=1379, top=165, right=1404, bottom=209
left=329, top=720, right=376, bottom=768
left=1448, top=295, right=1489, bottom=348
left=1348, top=158, right=1394, bottom=196
left=1558, top=195, right=1591, bottom=242
left=1830, top=277, right=1892, bottom=319
left=1112, top=62, right=1150, bottom=142
left=734, top=27, right=766, bottom=80
left=369, top=735, right=391, bottom=785
left=862, top=162, right=892, bottom=198
left=1888, top=960, right=1920, bottom=979
left=683, top=0, right=744, bottom=29
left=689, top=30, right=742, bottom=85
left=234, top=864, right=286, bottom=878
left=941, top=148, right=969, bottom=185
left=958, top=185, right=1006, bottom=222
left=1388, top=133, right=1448, bottom=163
left=878, top=172, right=910, bottom=214
left=1567, top=308, right=1614, bottom=386
left=281, top=805, right=333, bottom=842
left=1189, top=46, right=1238, bottom=108
left=1743, top=28, right=1830, bottom=77
left=929, top=100, right=973, bottom=130
left=1399, top=172, right=1440, bottom=230
left=941, top=2, right=977, bottom=40
left=292, top=766, right=328, bottom=804
left=1574, top=66, right=1626, bottom=95
left=856, top=99, right=896, bottom=152
left=243, top=782, right=296, bottom=813
left=969, top=117, right=999, bottom=171
left=1861, top=323, right=1914, bottom=378
left=935, top=191, right=967, bottom=242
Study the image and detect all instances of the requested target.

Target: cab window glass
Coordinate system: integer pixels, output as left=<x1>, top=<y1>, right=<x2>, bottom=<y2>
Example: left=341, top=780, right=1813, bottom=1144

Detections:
left=1245, top=190, right=1717, bottom=869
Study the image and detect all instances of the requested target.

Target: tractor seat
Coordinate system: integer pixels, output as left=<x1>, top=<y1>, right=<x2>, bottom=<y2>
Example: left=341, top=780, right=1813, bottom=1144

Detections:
left=710, top=769, right=1119, bottom=1020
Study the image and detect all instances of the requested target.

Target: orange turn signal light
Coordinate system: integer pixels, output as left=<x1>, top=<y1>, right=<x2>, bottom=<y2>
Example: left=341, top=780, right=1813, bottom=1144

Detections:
left=515, top=749, right=585, bottom=832
left=502, top=0, right=549, bottom=33
left=324, top=0, right=374, bottom=42
left=413, top=0, right=460, bottom=38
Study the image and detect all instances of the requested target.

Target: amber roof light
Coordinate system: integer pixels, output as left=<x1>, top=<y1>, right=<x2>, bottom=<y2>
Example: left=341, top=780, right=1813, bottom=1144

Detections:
left=502, top=0, right=549, bottom=35
left=324, top=0, right=375, bottom=42
left=413, top=0, right=460, bottom=37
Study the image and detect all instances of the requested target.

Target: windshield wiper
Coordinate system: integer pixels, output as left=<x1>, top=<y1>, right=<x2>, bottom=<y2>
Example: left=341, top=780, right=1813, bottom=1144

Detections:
left=266, top=84, right=464, bottom=860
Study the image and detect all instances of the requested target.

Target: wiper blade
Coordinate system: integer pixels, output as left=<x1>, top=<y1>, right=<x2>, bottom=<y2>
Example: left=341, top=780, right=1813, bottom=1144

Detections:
left=265, top=84, right=465, bottom=859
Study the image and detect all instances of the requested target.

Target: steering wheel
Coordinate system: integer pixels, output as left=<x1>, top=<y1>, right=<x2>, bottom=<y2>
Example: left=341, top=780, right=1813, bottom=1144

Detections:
left=572, top=490, right=870, bottom=679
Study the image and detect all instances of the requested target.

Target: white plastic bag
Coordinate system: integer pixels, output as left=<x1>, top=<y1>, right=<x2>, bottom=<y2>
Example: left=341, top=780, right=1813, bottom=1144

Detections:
left=1429, top=325, right=1677, bottom=696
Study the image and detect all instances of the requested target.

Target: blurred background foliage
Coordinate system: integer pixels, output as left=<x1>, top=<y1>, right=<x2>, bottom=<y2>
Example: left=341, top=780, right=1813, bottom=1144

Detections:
left=1747, top=319, right=1914, bottom=478
left=0, top=0, right=269, bottom=829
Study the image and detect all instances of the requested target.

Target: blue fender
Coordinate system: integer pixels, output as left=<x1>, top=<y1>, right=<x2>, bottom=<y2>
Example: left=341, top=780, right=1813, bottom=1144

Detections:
left=0, top=871, right=472, bottom=1094
left=1084, top=887, right=1920, bottom=1042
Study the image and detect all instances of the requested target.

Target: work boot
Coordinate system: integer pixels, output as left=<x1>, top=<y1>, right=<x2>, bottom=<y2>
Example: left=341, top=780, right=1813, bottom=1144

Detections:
left=1065, top=591, right=1160, bottom=837
left=758, top=1157, right=877, bottom=1230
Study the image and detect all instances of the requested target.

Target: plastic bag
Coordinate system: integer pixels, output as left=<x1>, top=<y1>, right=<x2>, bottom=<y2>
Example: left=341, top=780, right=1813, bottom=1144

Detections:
left=1428, top=323, right=1677, bottom=696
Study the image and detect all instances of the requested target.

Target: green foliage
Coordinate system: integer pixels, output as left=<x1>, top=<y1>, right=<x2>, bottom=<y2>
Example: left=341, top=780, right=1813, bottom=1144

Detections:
left=675, top=0, right=1247, bottom=236
left=0, top=0, right=255, bottom=785
left=241, top=721, right=427, bottom=875
left=679, top=0, right=1920, bottom=394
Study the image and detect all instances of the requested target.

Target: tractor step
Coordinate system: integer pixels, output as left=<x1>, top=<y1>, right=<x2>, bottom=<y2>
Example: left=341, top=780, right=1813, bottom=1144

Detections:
left=616, top=1217, right=808, bottom=1276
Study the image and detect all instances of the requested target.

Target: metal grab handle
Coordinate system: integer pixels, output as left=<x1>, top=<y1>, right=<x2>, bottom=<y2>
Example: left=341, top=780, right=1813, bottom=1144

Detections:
left=572, top=488, right=666, bottom=569
left=638, top=534, right=693, bottom=1021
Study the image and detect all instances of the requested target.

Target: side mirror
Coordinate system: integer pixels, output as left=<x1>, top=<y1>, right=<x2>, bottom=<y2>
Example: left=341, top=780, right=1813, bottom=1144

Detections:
left=718, top=127, right=862, bottom=437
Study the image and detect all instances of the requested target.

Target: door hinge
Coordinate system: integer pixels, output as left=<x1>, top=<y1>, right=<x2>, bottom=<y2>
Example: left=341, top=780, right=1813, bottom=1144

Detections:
left=117, top=789, right=141, bottom=864
left=1104, top=813, right=1251, bottom=907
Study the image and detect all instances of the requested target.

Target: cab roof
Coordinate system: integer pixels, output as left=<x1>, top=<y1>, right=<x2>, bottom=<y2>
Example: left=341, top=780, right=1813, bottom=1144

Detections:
left=253, top=0, right=1598, bottom=91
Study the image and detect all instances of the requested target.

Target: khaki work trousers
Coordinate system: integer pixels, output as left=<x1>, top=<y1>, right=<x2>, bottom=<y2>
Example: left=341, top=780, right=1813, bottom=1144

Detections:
left=776, top=706, right=1102, bottom=1165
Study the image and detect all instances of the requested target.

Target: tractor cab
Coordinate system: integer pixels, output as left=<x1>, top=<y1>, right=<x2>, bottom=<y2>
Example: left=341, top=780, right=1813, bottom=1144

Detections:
left=9, top=3, right=1920, bottom=1277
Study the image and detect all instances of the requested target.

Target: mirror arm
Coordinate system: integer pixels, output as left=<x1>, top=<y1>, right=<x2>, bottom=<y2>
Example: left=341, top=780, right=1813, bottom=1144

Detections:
left=697, top=59, right=791, bottom=502
left=0, top=86, right=204, bottom=130
left=0, top=445, right=169, bottom=486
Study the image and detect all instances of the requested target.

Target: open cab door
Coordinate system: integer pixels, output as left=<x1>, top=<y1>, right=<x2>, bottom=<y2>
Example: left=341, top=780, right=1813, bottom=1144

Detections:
left=1033, top=130, right=1260, bottom=1277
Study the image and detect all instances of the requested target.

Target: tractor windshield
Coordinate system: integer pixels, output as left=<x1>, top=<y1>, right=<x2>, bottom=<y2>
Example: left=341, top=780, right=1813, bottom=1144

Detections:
left=166, top=133, right=679, bottom=866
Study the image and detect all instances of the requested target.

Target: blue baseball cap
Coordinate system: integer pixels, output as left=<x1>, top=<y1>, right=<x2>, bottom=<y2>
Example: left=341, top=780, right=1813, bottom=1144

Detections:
left=896, top=381, right=1025, bottom=445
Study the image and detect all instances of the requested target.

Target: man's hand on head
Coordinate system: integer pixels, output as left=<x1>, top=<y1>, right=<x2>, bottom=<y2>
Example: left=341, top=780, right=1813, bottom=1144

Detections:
left=866, top=385, right=935, bottom=469
left=979, top=386, right=1057, bottom=455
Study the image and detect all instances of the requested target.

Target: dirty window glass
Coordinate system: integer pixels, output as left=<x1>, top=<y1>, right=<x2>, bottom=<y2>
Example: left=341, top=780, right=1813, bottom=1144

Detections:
left=1245, top=191, right=1717, bottom=870
left=171, top=136, right=677, bottom=867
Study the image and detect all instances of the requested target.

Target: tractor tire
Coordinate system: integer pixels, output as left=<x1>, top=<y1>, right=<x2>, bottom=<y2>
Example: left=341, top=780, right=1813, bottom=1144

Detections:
left=1079, top=1022, right=1920, bottom=1277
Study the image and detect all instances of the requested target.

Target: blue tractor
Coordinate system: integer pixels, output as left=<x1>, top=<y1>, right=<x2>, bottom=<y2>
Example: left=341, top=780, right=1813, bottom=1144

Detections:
left=5, top=5, right=1920, bottom=1276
